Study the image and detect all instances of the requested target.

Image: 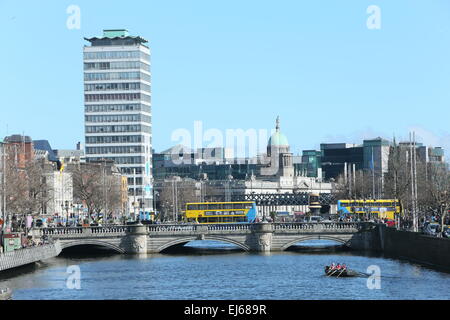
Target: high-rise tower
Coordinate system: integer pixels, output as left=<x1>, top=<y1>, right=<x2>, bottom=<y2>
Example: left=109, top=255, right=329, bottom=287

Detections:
left=83, top=29, right=152, bottom=213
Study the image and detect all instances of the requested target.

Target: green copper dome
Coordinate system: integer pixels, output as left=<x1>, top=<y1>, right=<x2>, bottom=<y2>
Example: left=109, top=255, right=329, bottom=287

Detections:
left=268, top=116, right=289, bottom=146
left=268, top=132, right=289, bottom=146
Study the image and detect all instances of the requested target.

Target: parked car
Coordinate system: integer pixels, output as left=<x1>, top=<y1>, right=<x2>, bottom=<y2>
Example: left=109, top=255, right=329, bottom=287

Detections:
left=307, top=216, right=322, bottom=223
left=385, top=220, right=396, bottom=228
left=443, top=226, right=450, bottom=238
left=423, top=223, right=440, bottom=236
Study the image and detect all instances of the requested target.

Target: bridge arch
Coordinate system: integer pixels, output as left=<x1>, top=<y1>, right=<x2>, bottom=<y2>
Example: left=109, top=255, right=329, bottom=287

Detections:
left=156, top=236, right=250, bottom=253
left=280, top=235, right=351, bottom=251
left=61, top=239, right=125, bottom=254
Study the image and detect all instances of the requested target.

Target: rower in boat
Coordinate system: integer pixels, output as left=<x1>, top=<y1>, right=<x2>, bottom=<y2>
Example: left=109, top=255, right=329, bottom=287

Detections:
left=325, top=263, right=357, bottom=277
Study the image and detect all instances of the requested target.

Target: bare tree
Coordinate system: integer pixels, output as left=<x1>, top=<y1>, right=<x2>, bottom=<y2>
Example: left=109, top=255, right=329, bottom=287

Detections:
left=20, top=160, right=52, bottom=216
left=70, top=163, right=103, bottom=219
left=155, top=177, right=199, bottom=221
left=426, top=163, right=450, bottom=236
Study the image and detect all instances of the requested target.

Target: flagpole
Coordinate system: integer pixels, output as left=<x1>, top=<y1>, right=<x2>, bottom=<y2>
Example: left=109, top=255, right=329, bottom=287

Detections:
left=372, top=146, right=375, bottom=199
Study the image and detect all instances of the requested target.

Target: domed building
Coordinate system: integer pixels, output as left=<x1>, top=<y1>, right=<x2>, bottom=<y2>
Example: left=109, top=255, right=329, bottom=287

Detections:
left=267, top=117, right=290, bottom=155
left=260, top=116, right=294, bottom=179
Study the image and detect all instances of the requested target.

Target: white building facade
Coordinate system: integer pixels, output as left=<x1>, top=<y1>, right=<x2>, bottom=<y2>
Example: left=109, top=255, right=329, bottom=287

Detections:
left=83, top=29, right=153, bottom=213
left=44, top=171, right=73, bottom=219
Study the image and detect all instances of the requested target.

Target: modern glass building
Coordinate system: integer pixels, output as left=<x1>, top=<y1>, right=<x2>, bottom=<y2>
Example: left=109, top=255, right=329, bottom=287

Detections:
left=320, top=143, right=364, bottom=180
left=83, top=29, right=153, bottom=212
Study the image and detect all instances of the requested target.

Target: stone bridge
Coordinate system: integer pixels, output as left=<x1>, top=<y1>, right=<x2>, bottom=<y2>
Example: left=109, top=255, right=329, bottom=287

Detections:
left=40, top=222, right=377, bottom=254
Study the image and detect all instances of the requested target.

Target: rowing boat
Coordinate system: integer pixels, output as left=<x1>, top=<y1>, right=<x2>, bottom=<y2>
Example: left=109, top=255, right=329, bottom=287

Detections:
left=324, top=266, right=359, bottom=277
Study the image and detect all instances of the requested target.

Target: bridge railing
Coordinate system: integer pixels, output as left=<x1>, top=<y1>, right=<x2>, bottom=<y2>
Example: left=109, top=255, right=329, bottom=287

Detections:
left=273, top=222, right=363, bottom=232
left=147, top=225, right=197, bottom=233
left=147, top=223, right=254, bottom=233
left=42, top=227, right=83, bottom=235
left=41, top=222, right=373, bottom=237
left=205, top=224, right=254, bottom=232
left=42, top=225, right=129, bottom=237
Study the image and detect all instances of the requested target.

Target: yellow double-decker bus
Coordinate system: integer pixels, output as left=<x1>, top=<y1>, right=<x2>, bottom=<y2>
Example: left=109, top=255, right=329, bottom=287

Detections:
left=184, top=201, right=258, bottom=224
left=337, top=199, right=401, bottom=220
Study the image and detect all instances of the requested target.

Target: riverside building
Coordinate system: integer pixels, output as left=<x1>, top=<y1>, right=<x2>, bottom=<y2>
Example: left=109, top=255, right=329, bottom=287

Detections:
left=83, top=29, right=153, bottom=213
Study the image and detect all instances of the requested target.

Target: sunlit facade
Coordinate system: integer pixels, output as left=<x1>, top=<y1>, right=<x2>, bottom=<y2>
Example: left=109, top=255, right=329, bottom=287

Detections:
left=83, top=29, right=153, bottom=212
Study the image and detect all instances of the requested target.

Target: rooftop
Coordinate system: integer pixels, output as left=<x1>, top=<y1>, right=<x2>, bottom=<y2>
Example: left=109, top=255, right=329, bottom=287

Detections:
left=84, top=29, right=148, bottom=46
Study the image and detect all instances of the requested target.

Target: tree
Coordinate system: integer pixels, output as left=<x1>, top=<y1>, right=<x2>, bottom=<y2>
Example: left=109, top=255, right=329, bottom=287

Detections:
left=70, top=163, right=101, bottom=219
left=155, top=177, right=200, bottom=222
left=0, top=146, right=53, bottom=231
left=426, top=163, right=450, bottom=236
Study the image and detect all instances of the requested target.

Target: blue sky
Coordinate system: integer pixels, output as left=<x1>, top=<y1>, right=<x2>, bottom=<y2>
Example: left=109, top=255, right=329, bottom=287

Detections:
left=1, top=0, right=450, bottom=156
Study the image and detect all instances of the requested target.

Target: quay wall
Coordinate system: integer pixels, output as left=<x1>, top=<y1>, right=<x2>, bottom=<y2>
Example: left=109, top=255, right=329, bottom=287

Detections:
left=376, top=225, right=450, bottom=270
left=0, top=242, right=62, bottom=272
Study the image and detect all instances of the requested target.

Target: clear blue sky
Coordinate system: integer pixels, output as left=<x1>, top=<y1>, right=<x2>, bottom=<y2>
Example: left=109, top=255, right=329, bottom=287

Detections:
left=1, top=0, right=450, bottom=156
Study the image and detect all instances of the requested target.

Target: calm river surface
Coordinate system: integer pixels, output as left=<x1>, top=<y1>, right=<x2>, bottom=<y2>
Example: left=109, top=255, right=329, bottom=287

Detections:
left=1, top=240, right=449, bottom=300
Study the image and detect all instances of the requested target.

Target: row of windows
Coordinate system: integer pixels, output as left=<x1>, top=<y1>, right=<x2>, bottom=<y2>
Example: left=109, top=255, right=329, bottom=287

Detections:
left=121, top=167, right=144, bottom=175
left=127, top=177, right=143, bottom=185
left=85, top=124, right=151, bottom=133
left=88, top=156, right=146, bottom=165
left=84, top=51, right=149, bottom=61
left=84, top=82, right=150, bottom=92
left=86, top=146, right=145, bottom=155
left=186, top=202, right=253, bottom=210
left=84, top=72, right=151, bottom=82
left=84, top=61, right=149, bottom=71
left=84, top=93, right=151, bottom=102
left=339, top=201, right=399, bottom=207
left=127, top=188, right=143, bottom=195
left=86, top=135, right=143, bottom=144
left=85, top=114, right=151, bottom=123
left=85, top=104, right=151, bottom=113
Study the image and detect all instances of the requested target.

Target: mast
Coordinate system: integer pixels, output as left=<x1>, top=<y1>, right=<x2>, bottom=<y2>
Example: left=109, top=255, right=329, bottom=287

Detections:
left=413, top=132, right=418, bottom=232
left=409, top=132, right=415, bottom=231
left=133, top=168, right=137, bottom=221
left=372, top=146, right=375, bottom=199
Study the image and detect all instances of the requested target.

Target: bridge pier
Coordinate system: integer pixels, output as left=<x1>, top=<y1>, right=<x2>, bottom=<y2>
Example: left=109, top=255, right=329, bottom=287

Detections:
left=122, top=224, right=148, bottom=254
left=247, top=223, right=273, bottom=252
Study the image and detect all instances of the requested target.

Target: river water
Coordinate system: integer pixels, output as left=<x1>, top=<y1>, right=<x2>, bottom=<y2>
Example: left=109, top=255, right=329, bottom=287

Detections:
left=1, top=240, right=449, bottom=300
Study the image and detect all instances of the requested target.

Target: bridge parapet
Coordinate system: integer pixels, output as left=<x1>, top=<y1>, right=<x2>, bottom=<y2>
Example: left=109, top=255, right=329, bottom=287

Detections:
left=42, top=225, right=129, bottom=238
left=147, top=223, right=254, bottom=236
left=273, top=222, right=366, bottom=233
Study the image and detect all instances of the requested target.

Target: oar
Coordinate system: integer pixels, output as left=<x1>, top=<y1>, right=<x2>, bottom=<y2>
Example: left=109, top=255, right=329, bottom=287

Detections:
left=354, top=271, right=370, bottom=277
left=336, top=268, right=346, bottom=278
left=327, top=268, right=339, bottom=277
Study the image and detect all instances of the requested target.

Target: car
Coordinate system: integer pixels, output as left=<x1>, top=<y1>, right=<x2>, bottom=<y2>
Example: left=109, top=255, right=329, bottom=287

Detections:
left=385, top=220, right=396, bottom=227
left=443, top=226, right=450, bottom=238
left=423, top=223, right=440, bottom=236
left=307, top=216, right=322, bottom=223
